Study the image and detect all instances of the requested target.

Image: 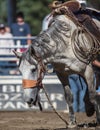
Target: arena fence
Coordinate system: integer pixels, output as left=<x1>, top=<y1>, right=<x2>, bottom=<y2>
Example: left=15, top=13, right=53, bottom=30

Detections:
left=0, top=37, right=68, bottom=112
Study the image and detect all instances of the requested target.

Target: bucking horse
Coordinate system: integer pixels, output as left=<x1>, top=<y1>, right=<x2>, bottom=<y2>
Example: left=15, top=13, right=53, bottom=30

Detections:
left=14, top=1, right=100, bottom=128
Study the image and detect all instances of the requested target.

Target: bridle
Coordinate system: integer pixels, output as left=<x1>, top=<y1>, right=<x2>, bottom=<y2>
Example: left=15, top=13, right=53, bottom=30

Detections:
left=22, top=52, right=46, bottom=89
left=36, top=55, right=46, bottom=87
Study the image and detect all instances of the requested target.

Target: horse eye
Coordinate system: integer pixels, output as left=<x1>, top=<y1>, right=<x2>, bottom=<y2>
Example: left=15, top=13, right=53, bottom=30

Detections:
left=31, top=67, right=36, bottom=73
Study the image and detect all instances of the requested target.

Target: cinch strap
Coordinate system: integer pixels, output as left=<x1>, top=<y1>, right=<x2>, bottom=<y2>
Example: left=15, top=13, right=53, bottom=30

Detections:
left=22, top=79, right=37, bottom=88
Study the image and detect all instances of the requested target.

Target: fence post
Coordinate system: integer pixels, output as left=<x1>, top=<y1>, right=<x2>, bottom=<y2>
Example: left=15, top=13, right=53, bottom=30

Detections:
left=16, top=40, right=21, bottom=52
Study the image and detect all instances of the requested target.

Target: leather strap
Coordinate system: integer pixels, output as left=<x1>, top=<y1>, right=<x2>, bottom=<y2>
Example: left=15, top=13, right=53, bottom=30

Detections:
left=22, top=79, right=37, bottom=88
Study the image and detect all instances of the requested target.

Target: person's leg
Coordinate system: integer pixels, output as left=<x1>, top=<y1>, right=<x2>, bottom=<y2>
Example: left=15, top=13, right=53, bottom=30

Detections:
left=77, top=76, right=87, bottom=112
left=96, top=73, right=100, bottom=94
left=95, top=73, right=100, bottom=124
left=69, top=74, right=79, bottom=112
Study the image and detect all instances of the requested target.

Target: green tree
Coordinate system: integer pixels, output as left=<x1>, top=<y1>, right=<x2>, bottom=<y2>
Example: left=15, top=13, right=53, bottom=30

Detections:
left=87, top=0, right=100, bottom=10
left=0, top=0, right=7, bottom=24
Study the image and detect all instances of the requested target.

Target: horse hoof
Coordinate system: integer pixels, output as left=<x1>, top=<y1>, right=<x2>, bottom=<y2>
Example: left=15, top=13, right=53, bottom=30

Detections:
left=68, top=122, right=77, bottom=128
left=67, top=126, right=79, bottom=130
left=85, top=101, right=95, bottom=117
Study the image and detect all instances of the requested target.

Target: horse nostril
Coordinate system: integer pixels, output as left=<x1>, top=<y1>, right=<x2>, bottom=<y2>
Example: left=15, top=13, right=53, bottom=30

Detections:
left=27, top=98, right=33, bottom=107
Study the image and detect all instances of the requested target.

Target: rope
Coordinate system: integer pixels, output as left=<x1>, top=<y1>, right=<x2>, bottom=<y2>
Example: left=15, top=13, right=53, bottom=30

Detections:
left=51, top=5, right=100, bottom=64
left=33, top=52, right=69, bottom=126
left=35, top=57, right=69, bottom=126
left=71, top=27, right=99, bottom=64
left=42, top=84, right=69, bottom=127
left=64, top=8, right=100, bottom=64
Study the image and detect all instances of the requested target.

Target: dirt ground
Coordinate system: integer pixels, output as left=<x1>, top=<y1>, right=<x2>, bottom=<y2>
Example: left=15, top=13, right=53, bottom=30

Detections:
left=0, top=111, right=100, bottom=130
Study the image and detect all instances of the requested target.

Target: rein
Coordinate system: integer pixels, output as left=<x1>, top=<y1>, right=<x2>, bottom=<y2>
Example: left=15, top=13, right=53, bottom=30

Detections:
left=33, top=54, right=69, bottom=126
left=34, top=55, right=69, bottom=126
left=42, top=84, right=69, bottom=127
left=35, top=55, right=46, bottom=87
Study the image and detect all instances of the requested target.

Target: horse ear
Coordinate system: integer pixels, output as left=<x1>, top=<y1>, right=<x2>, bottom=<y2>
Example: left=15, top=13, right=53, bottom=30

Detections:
left=13, top=50, right=22, bottom=58
left=30, top=45, right=36, bottom=56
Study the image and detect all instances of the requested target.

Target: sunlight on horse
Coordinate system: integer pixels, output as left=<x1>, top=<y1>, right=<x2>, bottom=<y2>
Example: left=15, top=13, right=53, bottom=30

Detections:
left=13, top=1, right=100, bottom=128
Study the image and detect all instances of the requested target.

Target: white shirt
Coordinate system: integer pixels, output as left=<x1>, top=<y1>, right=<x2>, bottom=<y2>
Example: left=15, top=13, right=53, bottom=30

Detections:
left=0, top=32, right=14, bottom=54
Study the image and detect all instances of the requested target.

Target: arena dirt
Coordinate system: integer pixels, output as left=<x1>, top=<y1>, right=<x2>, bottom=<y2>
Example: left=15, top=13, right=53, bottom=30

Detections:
left=0, top=111, right=99, bottom=130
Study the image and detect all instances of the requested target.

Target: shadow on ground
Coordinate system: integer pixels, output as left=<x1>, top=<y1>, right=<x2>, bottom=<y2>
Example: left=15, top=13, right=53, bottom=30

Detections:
left=54, top=122, right=98, bottom=130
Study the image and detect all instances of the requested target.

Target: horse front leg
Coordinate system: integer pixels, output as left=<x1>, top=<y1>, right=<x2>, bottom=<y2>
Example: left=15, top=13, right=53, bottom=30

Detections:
left=84, top=65, right=96, bottom=101
left=56, top=71, right=77, bottom=128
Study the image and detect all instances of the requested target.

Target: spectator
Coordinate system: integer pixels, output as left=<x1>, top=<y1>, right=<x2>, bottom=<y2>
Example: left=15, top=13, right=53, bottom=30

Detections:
left=11, top=12, right=31, bottom=52
left=0, top=23, right=14, bottom=55
left=0, top=23, right=16, bottom=75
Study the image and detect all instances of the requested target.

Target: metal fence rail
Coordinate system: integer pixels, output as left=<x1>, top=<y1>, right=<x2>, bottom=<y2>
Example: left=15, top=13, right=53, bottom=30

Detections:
left=0, top=36, right=35, bottom=69
left=0, top=37, right=35, bottom=74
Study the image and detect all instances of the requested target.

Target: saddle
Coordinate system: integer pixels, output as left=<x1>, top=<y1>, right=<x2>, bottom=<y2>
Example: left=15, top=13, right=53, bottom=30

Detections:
left=49, top=0, right=100, bottom=42
left=49, top=0, right=81, bottom=13
left=75, top=7, right=100, bottom=42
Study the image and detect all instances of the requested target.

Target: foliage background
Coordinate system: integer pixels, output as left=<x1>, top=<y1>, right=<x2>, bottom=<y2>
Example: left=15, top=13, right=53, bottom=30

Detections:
left=0, top=0, right=100, bottom=35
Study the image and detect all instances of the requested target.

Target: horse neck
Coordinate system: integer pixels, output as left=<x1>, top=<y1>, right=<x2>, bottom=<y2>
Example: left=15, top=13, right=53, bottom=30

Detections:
left=32, top=16, right=75, bottom=64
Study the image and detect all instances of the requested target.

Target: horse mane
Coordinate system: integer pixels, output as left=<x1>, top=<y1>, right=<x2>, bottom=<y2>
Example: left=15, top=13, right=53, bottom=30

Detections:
left=30, top=17, right=71, bottom=59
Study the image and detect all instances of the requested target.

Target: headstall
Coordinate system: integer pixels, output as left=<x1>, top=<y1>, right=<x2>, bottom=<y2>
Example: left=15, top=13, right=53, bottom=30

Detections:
left=22, top=53, right=46, bottom=89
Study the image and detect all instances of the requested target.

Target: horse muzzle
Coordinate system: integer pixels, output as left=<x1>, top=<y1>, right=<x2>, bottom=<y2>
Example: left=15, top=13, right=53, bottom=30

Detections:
left=27, top=98, right=34, bottom=107
left=27, top=98, right=43, bottom=111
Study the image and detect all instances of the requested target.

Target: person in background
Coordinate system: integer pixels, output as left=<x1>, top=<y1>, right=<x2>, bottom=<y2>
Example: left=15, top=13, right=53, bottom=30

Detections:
left=0, top=23, right=14, bottom=55
left=11, top=12, right=31, bottom=52
left=0, top=23, right=16, bottom=75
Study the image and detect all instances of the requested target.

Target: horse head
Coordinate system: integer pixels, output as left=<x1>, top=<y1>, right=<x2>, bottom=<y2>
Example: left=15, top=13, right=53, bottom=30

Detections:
left=13, top=50, right=43, bottom=110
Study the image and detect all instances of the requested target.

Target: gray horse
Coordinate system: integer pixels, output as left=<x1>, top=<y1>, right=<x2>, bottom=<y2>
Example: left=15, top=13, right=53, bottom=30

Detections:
left=14, top=10, right=100, bottom=128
